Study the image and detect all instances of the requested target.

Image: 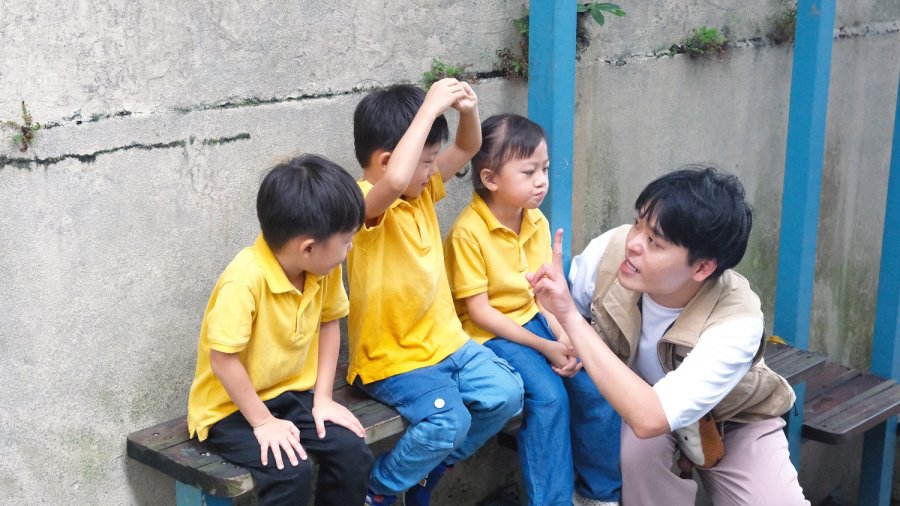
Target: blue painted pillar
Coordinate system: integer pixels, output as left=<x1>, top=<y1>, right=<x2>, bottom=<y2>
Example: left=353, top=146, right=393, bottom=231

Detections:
left=528, top=1, right=576, bottom=271
left=859, top=70, right=900, bottom=506
left=772, top=0, right=836, bottom=466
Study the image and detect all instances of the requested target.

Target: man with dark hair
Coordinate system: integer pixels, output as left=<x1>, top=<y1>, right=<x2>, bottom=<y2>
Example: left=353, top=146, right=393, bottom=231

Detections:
left=529, top=166, right=809, bottom=505
left=187, top=154, right=373, bottom=506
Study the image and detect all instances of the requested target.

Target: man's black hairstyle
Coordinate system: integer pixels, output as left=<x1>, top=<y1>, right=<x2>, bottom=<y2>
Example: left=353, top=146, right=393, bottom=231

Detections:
left=257, top=154, right=365, bottom=250
left=471, top=114, right=546, bottom=201
left=353, top=84, right=450, bottom=167
left=634, top=165, right=752, bottom=278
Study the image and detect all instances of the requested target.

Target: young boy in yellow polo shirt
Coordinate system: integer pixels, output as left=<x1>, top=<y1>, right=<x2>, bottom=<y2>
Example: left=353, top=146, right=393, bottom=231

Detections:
left=187, top=154, right=374, bottom=506
left=348, top=79, right=524, bottom=506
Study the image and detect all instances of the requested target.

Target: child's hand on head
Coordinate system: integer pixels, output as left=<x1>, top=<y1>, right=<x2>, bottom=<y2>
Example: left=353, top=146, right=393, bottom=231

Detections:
left=422, top=78, right=467, bottom=117
left=451, top=81, right=479, bottom=114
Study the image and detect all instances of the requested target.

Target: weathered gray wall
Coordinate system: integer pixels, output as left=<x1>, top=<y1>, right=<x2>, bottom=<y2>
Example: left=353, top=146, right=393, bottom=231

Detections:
left=1, top=0, right=898, bottom=504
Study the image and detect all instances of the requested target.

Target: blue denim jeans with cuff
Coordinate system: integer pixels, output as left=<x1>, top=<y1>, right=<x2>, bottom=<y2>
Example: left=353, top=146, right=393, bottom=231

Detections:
left=357, top=339, right=524, bottom=496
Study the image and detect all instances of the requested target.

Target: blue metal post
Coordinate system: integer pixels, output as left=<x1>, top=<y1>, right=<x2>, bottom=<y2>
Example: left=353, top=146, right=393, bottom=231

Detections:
left=772, top=0, right=836, bottom=466
left=175, top=481, right=233, bottom=506
left=528, top=0, right=576, bottom=271
left=859, top=70, right=900, bottom=506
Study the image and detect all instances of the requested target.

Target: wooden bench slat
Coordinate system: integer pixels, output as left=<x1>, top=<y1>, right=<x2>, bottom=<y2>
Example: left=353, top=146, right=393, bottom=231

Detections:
left=802, top=376, right=900, bottom=444
left=764, top=343, right=828, bottom=386
left=127, top=419, right=255, bottom=498
left=127, top=382, right=408, bottom=499
left=128, top=416, right=194, bottom=452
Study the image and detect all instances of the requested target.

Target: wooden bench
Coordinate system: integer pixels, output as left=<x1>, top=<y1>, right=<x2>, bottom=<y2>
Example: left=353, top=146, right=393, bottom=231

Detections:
left=127, top=344, right=900, bottom=505
left=765, top=342, right=900, bottom=444
left=127, top=375, right=406, bottom=506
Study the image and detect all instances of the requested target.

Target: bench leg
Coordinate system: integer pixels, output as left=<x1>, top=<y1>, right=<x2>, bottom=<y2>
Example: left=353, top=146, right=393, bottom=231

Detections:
left=785, top=382, right=806, bottom=469
left=175, top=481, right=234, bottom=506
left=858, top=417, right=898, bottom=506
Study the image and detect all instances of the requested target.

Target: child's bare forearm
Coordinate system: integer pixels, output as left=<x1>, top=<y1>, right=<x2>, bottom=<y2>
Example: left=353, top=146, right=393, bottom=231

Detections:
left=209, top=349, right=272, bottom=426
left=437, top=107, right=482, bottom=181
left=313, top=320, right=341, bottom=404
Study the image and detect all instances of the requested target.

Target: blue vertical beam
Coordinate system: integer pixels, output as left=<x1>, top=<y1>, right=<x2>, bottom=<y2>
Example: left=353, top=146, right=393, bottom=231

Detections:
left=773, top=0, right=836, bottom=466
left=859, top=70, right=900, bottom=506
left=528, top=0, right=576, bottom=271
left=175, top=481, right=234, bottom=506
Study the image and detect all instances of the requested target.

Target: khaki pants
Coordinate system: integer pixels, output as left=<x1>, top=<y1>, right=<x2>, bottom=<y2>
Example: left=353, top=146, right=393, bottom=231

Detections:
left=620, top=417, right=809, bottom=506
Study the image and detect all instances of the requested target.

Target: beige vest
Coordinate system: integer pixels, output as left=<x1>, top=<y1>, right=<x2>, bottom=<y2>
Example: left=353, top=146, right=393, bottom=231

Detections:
left=589, top=225, right=795, bottom=423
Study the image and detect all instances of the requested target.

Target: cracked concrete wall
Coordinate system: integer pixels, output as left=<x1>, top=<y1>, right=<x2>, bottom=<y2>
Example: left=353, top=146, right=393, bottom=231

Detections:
left=1, top=0, right=899, bottom=504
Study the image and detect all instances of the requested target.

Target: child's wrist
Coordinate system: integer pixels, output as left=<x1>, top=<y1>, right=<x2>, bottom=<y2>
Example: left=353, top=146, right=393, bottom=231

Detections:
left=250, top=415, right=275, bottom=430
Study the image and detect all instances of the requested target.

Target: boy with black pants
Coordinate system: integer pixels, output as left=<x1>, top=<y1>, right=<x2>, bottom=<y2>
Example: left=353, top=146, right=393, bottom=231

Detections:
left=187, top=154, right=374, bottom=505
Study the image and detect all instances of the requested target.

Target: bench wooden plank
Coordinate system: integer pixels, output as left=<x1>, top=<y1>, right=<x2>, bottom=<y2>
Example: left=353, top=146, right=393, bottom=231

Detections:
left=802, top=372, right=900, bottom=444
left=127, top=382, right=405, bottom=499
left=764, top=343, right=827, bottom=386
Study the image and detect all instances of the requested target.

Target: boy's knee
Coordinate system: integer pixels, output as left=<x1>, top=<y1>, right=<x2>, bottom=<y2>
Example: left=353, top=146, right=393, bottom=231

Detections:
left=486, top=360, right=525, bottom=417
left=329, top=427, right=376, bottom=469
left=410, top=407, right=472, bottom=451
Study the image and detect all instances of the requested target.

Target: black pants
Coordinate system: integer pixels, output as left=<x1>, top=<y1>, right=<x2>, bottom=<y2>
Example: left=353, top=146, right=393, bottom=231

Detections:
left=206, top=391, right=374, bottom=506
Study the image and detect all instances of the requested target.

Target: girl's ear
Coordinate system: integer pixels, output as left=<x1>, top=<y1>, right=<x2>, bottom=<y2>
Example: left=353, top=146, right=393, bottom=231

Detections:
left=480, top=168, right=498, bottom=191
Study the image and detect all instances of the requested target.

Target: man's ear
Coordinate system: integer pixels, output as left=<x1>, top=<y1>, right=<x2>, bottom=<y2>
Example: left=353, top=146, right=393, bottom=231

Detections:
left=480, top=168, right=497, bottom=191
left=692, top=258, right=718, bottom=282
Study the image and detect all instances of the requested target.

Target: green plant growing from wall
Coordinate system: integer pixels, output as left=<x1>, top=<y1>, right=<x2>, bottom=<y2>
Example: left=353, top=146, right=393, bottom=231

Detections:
left=422, top=59, right=476, bottom=89
left=669, top=26, right=728, bottom=57
left=3, top=101, right=41, bottom=152
left=496, top=3, right=626, bottom=79
left=771, top=5, right=797, bottom=44
left=576, top=2, right=626, bottom=26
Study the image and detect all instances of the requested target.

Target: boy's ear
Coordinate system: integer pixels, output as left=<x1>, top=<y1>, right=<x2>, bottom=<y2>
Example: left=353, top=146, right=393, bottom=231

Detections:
left=480, top=168, right=497, bottom=191
left=298, top=237, right=317, bottom=256
left=691, top=258, right=718, bottom=282
left=377, top=150, right=391, bottom=172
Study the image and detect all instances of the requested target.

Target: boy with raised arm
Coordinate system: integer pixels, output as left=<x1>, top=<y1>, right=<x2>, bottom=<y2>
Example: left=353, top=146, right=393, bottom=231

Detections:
left=348, top=79, right=524, bottom=506
left=531, top=166, right=808, bottom=505
left=187, top=155, right=374, bottom=506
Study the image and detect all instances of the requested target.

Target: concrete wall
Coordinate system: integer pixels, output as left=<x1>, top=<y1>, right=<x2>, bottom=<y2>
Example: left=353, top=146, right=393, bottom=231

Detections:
left=1, top=0, right=898, bottom=504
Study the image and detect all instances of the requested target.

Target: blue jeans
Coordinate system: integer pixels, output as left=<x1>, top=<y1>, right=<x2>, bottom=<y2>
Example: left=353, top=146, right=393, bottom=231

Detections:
left=484, top=313, right=622, bottom=505
left=357, top=339, right=524, bottom=495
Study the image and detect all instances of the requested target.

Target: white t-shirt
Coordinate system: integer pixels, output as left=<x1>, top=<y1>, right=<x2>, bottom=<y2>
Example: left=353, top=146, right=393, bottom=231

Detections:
left=568, top=229, right=763, bottom=430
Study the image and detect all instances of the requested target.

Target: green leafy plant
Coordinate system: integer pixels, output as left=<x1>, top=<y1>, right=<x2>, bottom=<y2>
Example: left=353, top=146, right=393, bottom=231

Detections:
left=3, top=101, right=41, bottom=152
left=496, top=4, right=626, bottom=79
left=422, top=59, right=476, bottom=89
left=669, top=26, right=728, bottom=57
left=577, top=2, right=626, bottom=26
left=771, top=5, right=797, bottom=44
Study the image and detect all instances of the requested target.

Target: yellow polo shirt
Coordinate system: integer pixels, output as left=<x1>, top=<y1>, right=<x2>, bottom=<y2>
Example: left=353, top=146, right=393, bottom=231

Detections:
left=187, top=234, right=349, bottom=441
left=444, top=193, right=551, bottom=343
left=347, top=173, right=469, bottom=384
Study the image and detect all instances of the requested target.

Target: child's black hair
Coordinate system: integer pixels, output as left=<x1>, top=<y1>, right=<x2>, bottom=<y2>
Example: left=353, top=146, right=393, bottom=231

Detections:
left=470, top=114, right=546, bottom=201
left=353, top=84, right=449, bottom=168
left=634, top=165, right=752, bottom=277
left=257, top=154, right=365, bottom=250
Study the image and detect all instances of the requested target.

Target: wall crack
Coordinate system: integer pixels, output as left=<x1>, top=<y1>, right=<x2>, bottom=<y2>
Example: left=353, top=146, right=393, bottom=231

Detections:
left=0, top=133, right=251, bottom=170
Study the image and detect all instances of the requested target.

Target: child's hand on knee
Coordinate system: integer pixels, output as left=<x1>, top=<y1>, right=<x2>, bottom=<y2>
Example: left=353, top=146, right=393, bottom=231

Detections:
left=312, top=399, right=366, bottom=439
left=252, top=416, right=307, bottom=469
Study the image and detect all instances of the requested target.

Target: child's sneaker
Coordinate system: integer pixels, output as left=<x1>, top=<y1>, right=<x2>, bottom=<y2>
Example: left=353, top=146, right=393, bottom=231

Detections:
left=572, top=491, right=619, bottom=506
left=364, top=490, right=397, bottom=506
left=404, top=462, right=453, bottom=506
